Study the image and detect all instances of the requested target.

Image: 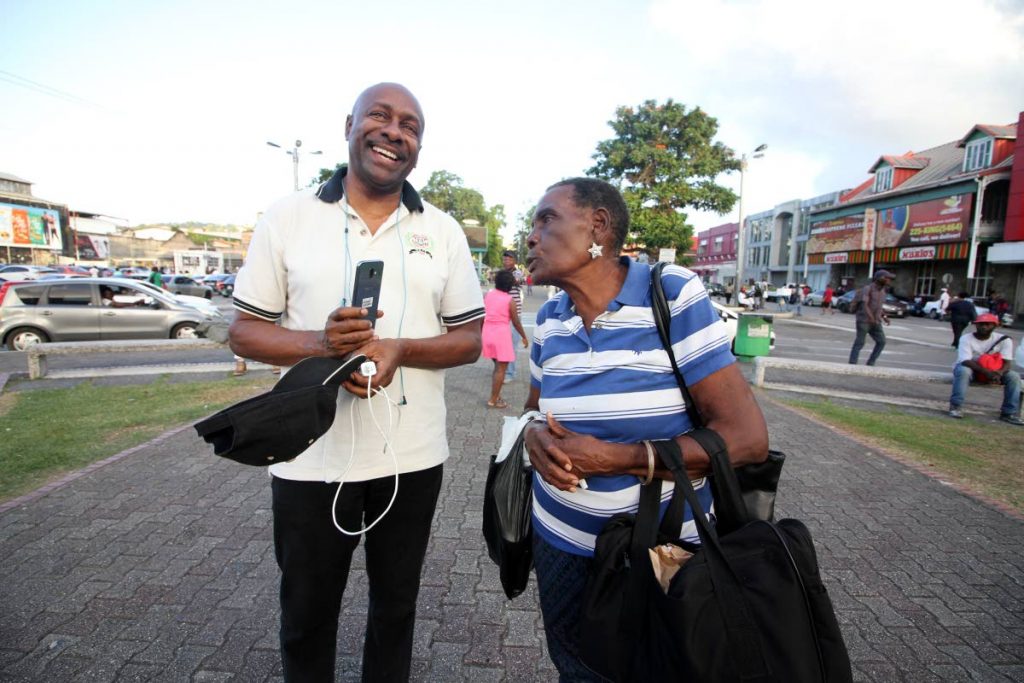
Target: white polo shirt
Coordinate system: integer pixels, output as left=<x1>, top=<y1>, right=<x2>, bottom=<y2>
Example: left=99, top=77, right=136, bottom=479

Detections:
left=233, top=169, right=484, bottom=482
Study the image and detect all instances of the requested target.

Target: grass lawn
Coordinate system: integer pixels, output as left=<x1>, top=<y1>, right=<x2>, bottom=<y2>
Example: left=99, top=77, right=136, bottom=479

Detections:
left=0, top=375, right=276, bottom=503
left=783, top=398, right=1024, bottom=514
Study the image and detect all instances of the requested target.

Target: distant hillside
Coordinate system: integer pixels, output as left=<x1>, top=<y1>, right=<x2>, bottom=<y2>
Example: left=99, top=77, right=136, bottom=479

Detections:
left=132, top=222, right=252, bottom=234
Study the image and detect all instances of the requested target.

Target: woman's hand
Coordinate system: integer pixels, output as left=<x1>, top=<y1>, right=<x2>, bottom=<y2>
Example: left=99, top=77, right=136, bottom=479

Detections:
left=524, top=417, right=580, bottom=492
left=525, top=413, right=626, bottom=490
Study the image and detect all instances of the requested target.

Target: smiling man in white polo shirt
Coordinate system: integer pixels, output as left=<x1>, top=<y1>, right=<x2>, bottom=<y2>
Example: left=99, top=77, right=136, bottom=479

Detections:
left=229, top=82, right=483, bottom=682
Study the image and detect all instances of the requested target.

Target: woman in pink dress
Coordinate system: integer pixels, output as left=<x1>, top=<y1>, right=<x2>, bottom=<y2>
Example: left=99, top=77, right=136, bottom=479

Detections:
left=482, top=270, right=529, bottom=408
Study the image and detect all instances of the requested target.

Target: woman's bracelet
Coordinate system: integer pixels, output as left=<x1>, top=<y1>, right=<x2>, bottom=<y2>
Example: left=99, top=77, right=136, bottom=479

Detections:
left=640, top=440, right=655, bottom=486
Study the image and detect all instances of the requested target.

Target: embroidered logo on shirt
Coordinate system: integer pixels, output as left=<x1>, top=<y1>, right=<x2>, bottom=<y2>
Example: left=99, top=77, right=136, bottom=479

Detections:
left=405, top=232, right=434, bottom=258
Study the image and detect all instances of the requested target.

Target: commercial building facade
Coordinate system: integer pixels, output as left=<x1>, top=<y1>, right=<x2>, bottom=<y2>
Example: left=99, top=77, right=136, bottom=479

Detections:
left=807, top=113, right=1021, bottom=316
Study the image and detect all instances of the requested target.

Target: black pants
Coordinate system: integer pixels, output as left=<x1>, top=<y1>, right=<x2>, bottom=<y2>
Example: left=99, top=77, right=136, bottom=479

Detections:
left=951, top=320, right=969, bottom=348
left=272, top=465, right=444, bottom=682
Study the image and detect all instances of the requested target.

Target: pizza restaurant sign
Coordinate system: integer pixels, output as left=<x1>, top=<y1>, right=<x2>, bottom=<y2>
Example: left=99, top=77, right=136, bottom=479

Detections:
left=809, top=193, right=973, bottom=255
left=898, top=246, right=936, bottom=261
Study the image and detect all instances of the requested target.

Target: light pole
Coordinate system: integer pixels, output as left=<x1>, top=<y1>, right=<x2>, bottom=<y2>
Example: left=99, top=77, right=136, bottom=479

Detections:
left=267, top=139, right=323, bottom=191
left=734, top=143, right=767, bottom=289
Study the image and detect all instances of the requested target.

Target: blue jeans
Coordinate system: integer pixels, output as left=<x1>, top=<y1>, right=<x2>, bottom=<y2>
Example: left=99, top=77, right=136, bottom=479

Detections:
left=849, top=321, right=886, bottom=365
left=950, top=364, right=1022, bottom=416
left=507, top=325, right=521, bottom=380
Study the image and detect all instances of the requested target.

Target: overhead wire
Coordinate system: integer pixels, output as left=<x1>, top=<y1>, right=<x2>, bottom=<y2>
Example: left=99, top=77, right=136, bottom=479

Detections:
left=0, top=69, right=105, bottom=109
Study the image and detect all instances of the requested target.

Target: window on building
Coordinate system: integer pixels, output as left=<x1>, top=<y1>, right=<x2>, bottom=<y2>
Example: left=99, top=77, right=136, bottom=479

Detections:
left=698, top=239, right=708, bottom=258
left=795, top=241, right=807, bottom=266
left=873, top=166, right=893, bottom=193
left=713, top=236, right=723, bottom=252
left=969, top=249, right=992, bottom=298
left=963, top=137, right=993, bottom=173
left=914, top=262, right=935, bottom=297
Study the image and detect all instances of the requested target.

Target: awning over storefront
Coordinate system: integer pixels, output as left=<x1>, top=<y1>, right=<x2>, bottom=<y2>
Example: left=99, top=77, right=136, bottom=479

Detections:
left=988, top=241, right=1024, bottom=264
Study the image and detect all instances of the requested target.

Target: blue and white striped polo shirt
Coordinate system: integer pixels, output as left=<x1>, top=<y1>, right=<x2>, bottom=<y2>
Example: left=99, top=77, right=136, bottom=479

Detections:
left=529, top=257, right=734, bottom=557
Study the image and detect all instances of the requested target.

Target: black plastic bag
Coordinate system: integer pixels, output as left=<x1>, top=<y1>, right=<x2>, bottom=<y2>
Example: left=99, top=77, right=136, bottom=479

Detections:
left=482, top=429, right=533, bottom=599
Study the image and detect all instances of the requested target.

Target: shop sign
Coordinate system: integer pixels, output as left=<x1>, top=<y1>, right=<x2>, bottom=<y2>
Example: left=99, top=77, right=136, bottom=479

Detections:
left=824, top=252, right=849, bottom=264
left=807, top=214, right=864, bottom=254
left=862, top=208, right=877, bottom=252
left=898, top=246, right=936, bottom=261
left=0, top=202, right=63, bottom=250
left=875, top=194, right=973, bottom=247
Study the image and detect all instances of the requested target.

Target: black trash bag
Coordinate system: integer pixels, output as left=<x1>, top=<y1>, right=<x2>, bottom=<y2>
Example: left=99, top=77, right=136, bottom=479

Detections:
left=482, top=429, right=534, bottom=599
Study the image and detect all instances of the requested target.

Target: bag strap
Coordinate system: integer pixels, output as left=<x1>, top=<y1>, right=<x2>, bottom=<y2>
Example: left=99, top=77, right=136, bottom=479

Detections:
left=650, top=265, right=751, bottom=531
left=686, top=429, right=751, bottom=530
left=650, top=262, right=705, bottom=428
left=651, top=440, right=771, bottom=680
left=985, top=334, right=1010, bottom=355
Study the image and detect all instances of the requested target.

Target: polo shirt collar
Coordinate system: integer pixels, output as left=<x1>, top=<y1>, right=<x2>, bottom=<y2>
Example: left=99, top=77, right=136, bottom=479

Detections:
left=315, top=165, right=424, bottom=213
left=553, top=256, right=651, bottom=320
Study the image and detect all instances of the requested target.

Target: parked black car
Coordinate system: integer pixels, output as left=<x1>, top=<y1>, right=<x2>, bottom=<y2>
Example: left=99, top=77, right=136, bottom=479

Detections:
left=836, top=291, right=908, bottom=318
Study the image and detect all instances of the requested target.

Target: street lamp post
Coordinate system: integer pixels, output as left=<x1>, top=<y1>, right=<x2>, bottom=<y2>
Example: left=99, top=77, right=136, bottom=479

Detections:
left=734, top=143, right=767, bottom=289
left=267, top=139, right=323, bottom=192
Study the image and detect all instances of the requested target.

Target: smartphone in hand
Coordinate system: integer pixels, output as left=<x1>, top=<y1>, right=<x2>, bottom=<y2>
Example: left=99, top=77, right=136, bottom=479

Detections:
left=351, top=259, right=384, bottom=327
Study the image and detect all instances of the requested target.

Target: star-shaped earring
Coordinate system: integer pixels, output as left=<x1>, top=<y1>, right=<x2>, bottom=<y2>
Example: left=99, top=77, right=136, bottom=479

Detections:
left=588, top=242, right=603, bottom=259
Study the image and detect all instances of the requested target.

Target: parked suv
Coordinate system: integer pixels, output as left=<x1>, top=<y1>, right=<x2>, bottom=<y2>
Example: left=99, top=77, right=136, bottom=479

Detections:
left=0, top=278, right=215, bottom=351
left=161, top=274, right=214, bottom=299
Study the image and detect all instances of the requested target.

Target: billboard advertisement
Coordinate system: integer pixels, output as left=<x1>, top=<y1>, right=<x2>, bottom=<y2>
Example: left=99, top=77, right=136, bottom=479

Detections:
left=0, top=202, right=63, bottom=250
left=807, top=214, right=865, bottom=254
left=74, top=234, right=110, bottom=260
left=874, top=194, right=973, bottom=247
left=808, top=193, right=974, bottom=255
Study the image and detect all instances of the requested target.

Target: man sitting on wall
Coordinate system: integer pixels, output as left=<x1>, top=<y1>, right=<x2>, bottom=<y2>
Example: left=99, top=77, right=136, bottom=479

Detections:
left=948, top=313, right=1023, bottom=425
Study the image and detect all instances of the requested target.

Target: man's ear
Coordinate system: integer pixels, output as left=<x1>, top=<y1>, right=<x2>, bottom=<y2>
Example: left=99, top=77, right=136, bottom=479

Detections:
left=344, top=115, right=353, bottom=140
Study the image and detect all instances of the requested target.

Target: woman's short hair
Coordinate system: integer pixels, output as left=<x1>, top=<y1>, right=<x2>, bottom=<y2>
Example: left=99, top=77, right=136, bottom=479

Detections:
left=494, top=269, right=515, bottom=293
left=547, top=177, right=629, bottom=251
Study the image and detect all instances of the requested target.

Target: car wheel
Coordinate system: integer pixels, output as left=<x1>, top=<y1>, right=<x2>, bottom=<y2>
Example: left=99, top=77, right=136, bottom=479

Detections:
left=171, top=323, right=198, bottom=339
left=929, top=311, right=939, bottom=320
left=6, top=327, right=50, bottom=351
left=204, top=291, right=212, bottom=299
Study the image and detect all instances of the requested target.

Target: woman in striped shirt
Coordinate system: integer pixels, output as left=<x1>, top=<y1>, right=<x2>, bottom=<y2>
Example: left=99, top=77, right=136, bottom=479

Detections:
left=521, top=177, right=769, bottom=680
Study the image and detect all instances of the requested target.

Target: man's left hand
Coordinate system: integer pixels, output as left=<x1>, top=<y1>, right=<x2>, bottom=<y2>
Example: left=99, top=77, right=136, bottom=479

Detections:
left=343, top=338, right=405, bottom=398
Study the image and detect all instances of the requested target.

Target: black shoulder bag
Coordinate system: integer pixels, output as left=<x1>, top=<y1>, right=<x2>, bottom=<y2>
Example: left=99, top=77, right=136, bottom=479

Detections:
left=649, top=262, right=784, bottom=532
left=579, top=439, right=852, bottom=682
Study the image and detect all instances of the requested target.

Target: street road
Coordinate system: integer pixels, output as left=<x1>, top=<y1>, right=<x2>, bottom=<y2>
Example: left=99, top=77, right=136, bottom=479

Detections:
left=1, top=294, right=1021, bottom=379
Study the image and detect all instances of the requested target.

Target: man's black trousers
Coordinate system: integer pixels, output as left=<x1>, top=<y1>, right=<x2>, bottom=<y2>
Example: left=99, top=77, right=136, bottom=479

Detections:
left=272, top=465, right=443, bottom=682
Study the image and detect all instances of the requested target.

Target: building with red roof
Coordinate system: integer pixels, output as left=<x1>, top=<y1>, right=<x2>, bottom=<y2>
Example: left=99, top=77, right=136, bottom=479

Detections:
left=806, top=112, right=1022, bottom=318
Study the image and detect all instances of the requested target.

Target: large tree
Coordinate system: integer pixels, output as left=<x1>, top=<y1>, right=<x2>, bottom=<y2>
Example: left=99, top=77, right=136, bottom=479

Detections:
left=420, top=170, right=506, bottom=267
left=588, top=100, right=740, bottom=259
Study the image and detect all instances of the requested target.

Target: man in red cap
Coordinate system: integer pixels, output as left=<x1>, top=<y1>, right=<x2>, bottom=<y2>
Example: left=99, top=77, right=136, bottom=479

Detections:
left=948, top=313, right=1022, bottom=424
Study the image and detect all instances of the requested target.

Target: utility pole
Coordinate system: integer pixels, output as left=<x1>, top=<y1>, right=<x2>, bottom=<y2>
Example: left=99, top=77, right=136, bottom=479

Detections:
left=267, top=139, right=323, bottom=191
left=735, top=144, right=767, bottom=288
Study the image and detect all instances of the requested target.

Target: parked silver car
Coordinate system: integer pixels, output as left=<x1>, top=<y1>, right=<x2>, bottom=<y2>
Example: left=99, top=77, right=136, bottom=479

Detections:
left=160, top=274, right=214, bottom=299
left=0, top=277, right=216, bottom=351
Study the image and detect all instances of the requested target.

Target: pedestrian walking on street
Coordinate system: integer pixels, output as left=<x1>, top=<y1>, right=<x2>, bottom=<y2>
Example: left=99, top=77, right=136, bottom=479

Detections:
left=228, top=82, right=484, bottom=682
left=724, top=282, right=733, bottom=305
left=482, top=269, right=529, bottom=409
left=821, top=283, right=834, bottom=315
left=947, top=313, right=1023, bottom=425
left=948, top=291, right=977, bottom=348
left=848, top=269, right=894, bottom=366
left=501, top=250, right=525, bottom=382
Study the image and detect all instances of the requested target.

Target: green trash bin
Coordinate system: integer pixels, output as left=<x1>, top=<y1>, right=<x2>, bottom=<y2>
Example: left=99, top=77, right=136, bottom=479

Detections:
left=734, top=314, right=772, bottom=360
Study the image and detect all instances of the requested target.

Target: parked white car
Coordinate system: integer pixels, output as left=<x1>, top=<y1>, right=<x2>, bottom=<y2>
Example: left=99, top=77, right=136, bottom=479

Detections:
left=922, top=299, right=1014, bottom=326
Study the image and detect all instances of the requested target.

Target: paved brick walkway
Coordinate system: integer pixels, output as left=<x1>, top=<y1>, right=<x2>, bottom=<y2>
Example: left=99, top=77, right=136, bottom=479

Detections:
left=2, top=337, right=1023, bottom=680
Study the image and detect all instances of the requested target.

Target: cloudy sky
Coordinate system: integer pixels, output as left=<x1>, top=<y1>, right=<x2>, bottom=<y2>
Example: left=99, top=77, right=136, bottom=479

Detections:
left=2, top=0, right=1022, bottom=239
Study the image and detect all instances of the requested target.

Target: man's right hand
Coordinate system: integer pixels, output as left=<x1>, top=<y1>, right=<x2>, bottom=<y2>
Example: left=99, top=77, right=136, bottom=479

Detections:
left=320, top=307, right=382, bottom=357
